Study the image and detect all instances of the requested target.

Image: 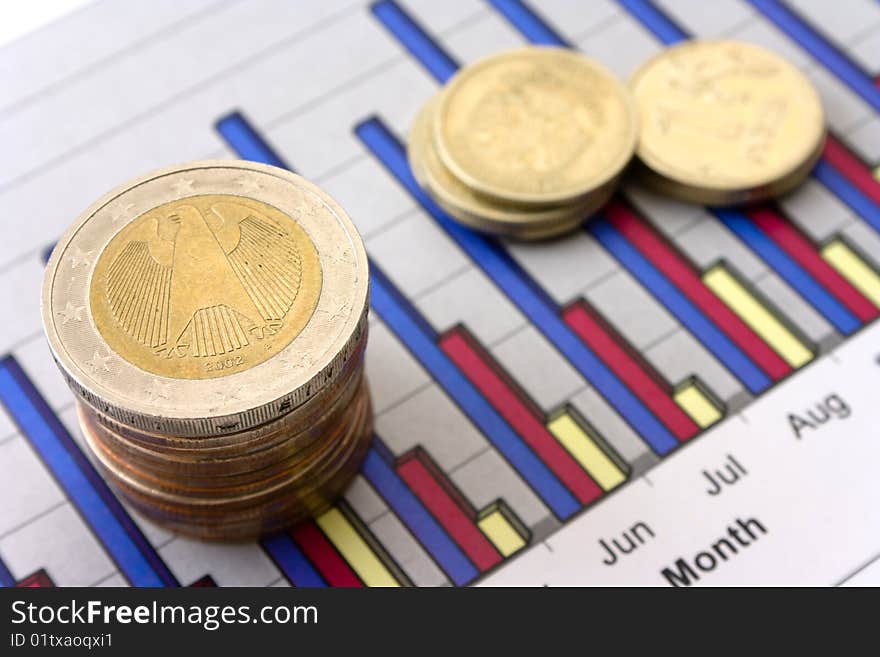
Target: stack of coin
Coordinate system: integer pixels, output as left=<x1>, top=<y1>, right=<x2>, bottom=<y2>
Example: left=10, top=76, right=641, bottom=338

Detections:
left=628, top=39, right=825, bottom=205
left=408, top=46, right=639, bottom=240
left=41, top=161, right=371, bottom=540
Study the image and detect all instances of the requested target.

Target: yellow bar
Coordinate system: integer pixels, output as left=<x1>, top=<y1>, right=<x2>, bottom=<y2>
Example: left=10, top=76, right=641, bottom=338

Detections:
left=703, top=265, right=812, bottom=368
left=674, top=383, right=721, bottom=428
left=547, top=413, right=624, bottom=491
left=822, top=240, right=880, bottom=308
left=478, top=510, right=526, bottom=557
left=874, top=165, right=880, bottom=182
left=316, top=507, right=399, bottom=587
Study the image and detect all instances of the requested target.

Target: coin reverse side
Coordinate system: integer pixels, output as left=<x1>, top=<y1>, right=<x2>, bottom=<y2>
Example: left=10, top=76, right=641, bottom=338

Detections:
left=629, top=39, right=825, bottom=197
left=435, top=47, right=638, bottom=206
left=410, top=94, right=607, bottom=237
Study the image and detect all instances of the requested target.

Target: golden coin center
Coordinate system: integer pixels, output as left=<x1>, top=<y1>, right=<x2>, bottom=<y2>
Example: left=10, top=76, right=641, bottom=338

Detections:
left=89, top=194, right=323, bottom=380
left=438, top=49, right=635, bottom=200
left=631, top=40, right=824, bottom=189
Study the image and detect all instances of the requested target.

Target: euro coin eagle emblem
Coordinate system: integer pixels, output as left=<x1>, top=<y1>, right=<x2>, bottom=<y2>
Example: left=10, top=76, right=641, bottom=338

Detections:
left=89, top=194, right=322, bottom=379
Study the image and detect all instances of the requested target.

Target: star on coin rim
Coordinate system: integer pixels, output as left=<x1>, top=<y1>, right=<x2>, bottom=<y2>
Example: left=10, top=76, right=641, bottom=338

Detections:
left=434, top=46, right=639, bottom=207
left=42, top=160, right=369, bottom=436
left=628, top=39, right=826, bottom=194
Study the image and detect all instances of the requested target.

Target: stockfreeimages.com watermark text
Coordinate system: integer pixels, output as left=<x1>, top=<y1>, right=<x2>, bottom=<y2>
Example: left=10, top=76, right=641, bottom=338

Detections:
left=10, top=599, right=317, bottom=633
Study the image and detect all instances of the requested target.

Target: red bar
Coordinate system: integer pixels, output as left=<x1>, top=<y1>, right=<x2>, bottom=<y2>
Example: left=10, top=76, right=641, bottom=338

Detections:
left=748, top=206, right=878, bottom=322
left=563, top=302, right=698, bottom=442
left=397, top=450, right=501, bottom=571
left=16, top=569, right=54, bottom=588
left=440, top=328, right=603, bottom=505
left=290, top=521, right=362, bottom=587
left=823, top=135, right=880, bottom=206
left=606, top=201, right=792, bottom=380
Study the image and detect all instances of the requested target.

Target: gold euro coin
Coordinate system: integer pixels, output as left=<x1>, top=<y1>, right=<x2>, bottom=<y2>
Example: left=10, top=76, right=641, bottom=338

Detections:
left=42, top=160, right=369, bottom=437
left=42, top=160, right=373, bottom=540
left=409, top=92, right=617, bottom=240
left=434, top=46, right=638, bottom=207
left=629, top=39, right=825, bottom=205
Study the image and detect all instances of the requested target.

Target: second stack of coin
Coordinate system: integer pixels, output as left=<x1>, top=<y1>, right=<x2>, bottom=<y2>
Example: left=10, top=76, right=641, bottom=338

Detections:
left=42, top=161, right=372, bottom=540
left=408, top=46, right=639, bottom=240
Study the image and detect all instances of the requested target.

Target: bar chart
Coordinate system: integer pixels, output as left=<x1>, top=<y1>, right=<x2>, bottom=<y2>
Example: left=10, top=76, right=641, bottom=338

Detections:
left=1, top=0, right=879, bottom=587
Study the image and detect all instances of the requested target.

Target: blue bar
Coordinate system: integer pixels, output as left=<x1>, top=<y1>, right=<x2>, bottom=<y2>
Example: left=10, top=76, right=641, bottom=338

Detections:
left=362, top=443, right=478, bottom=586
left=214, top=111, right=583, bottom=515
left=746, top=0, right=880, bottom=113
left=370, top=264, right=581, bottom=518
left=0, top=557, right=14, bottom=587
left=589, top=220, right=772, bottom=394
left=215, top=111, right=290, bottom=169
left=261, top=535, right=326, bottom=587
left=714, top=209, right=860, bottom=335
left=0, top=357, right=178, bottom=587
left=370, top=1, right=458, bottom=83
left=357, top=118, right=678, bottom=456
left=813, top=161, right=880, bottom=234
left=616, top=0, right=687, bottom=42
left=487, top=0, right=571, bottom=45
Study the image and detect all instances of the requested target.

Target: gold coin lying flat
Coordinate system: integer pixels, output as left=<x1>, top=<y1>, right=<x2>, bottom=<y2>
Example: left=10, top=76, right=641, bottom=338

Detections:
left=434, top=46, right=638, bottom=207
left=410, top=93, right=616, bottom=239
left=42, top=160, right=369, bottom=437
left=629, top=39, right=825, bottom=205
